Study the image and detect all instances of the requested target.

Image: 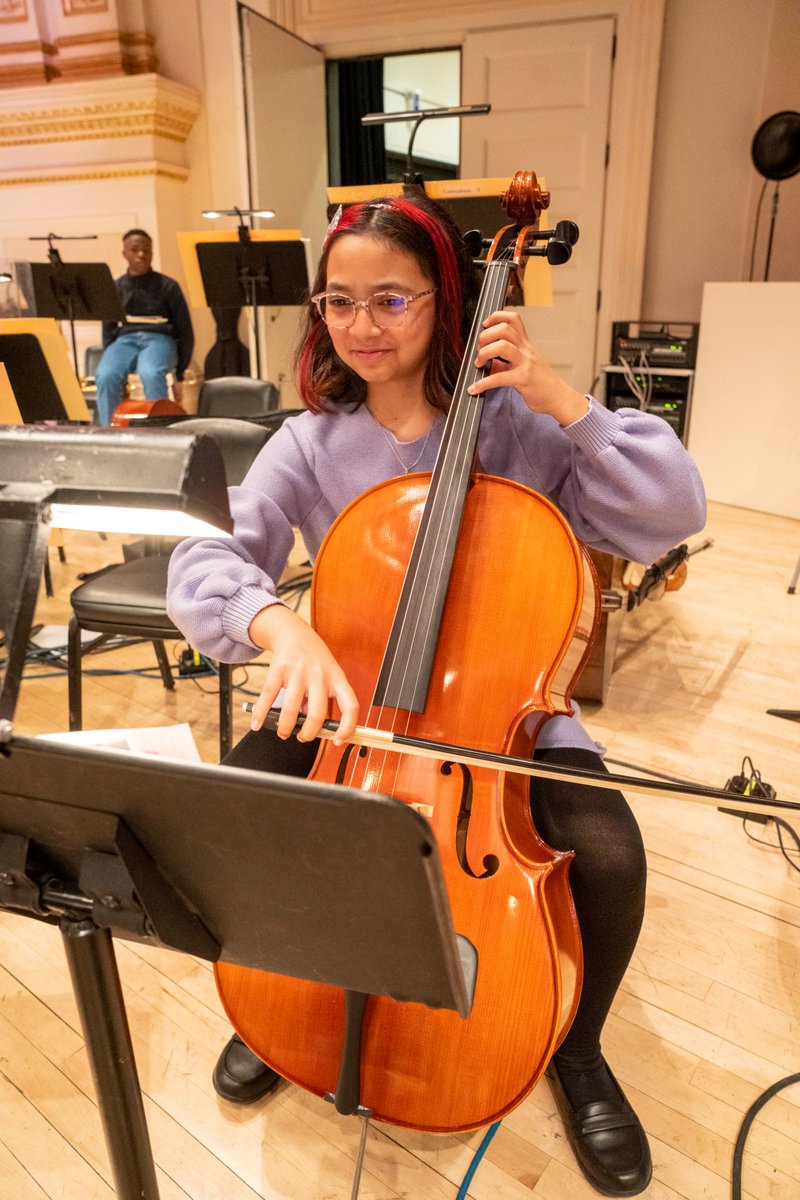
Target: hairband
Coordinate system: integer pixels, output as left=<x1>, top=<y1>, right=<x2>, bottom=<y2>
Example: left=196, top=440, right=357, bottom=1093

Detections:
left=323, top=204, right=343, bottom=246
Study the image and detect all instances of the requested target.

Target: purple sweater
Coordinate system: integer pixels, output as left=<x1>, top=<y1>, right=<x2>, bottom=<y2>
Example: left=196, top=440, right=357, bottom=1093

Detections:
left=166, top=390, right=706, bottom=749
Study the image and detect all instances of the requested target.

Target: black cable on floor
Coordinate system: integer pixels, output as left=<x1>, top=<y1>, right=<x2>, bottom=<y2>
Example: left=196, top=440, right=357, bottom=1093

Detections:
left=732, top=1073, right=800, bottom=1199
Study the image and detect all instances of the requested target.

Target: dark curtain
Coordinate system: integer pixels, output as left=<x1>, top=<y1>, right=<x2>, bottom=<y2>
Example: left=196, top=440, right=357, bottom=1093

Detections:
left=335, top=59, right=385, bottom=187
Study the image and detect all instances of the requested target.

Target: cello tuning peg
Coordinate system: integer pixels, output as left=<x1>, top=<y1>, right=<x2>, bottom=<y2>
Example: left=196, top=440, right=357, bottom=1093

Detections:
left=462, top=229, right=484, bottom=257
left=545, top=239, right=572, bottom=266
left=555, top=220, right=580, bottom=245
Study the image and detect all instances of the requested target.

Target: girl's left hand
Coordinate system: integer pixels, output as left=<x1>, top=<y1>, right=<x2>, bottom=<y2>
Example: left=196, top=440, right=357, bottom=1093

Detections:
left=467, top=309, right=589, bottom=427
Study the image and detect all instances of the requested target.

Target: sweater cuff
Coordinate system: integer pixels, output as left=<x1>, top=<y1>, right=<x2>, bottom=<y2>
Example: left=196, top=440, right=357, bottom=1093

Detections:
left=562, top=396, right=621, bottom=458
left=221, top=585, right=283, bottom=647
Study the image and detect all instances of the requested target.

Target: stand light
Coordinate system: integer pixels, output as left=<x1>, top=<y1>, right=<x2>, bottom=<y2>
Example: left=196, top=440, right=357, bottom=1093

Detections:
left=361, top=103, right=490, bottom=186
left=0, top=423, right=232, bottom=722
left=201, top=206, right=275, bottom=245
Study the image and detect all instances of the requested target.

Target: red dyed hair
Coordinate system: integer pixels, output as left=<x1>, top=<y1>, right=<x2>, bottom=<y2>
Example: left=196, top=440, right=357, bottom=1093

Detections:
left=294, top=191, right=479, bottom=413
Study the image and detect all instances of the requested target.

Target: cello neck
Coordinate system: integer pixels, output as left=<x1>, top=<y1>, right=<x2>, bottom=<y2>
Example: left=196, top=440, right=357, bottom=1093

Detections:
left=371, top=256, right=519, bottom=714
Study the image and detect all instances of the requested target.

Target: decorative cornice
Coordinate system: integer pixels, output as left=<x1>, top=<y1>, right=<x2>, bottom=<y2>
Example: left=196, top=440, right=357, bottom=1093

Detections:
left=56, top=29, right=122, bottom=47
left=0, top=74, right=201, bottom=147
left=0, top=39, right=57, bottom=54
left=0, top=62, right=58, bottom=86
left=51, top=53, right=126, bottom=80
left=0, top=160, right=189, bottom=187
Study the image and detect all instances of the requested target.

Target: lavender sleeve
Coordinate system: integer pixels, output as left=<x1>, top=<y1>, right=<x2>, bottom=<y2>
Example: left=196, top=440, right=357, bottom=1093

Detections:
left=492, top=395, right=707, bottom=564
left=166, top=422, right=321, bottom=663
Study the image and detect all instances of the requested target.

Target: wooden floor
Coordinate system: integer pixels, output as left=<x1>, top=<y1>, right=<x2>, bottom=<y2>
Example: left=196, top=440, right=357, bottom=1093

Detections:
left=3, top=500, right=800, bottom=1200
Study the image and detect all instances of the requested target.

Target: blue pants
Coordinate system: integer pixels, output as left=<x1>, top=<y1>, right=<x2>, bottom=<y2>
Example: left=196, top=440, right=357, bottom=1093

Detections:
left=95, top=331, right=178, bottom=425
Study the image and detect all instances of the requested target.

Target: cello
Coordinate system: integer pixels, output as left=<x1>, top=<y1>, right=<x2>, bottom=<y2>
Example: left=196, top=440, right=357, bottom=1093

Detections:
left=215, top=171, right=600, bottom=1133
left=110, top=396, right=187, bottom=426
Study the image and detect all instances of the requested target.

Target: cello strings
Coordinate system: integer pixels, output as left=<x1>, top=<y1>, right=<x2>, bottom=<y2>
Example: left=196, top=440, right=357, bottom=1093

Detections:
left=374, top=253, right=513, bottom=730
left=352, top=250, right=516, bottom=797
left=373, top=257, right=510, bottom=730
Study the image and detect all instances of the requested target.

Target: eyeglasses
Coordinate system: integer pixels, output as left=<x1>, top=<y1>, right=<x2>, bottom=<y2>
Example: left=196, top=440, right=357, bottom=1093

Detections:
left=311, top=288, right=435, bottom=329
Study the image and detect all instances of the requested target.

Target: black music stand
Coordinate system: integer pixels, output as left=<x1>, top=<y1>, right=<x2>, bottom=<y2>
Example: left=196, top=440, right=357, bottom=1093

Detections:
left=0, top=468, right=475, bottom=1199
left=14, top=260, right=123, bottom=380
left=0, top=332, right=74, bottom=421
left=0, top=733, right=474, bottom=1200
left=194, top=239, right=309, bottom=378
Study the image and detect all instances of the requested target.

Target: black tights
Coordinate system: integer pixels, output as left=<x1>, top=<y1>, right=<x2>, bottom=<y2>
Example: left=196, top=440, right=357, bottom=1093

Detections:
left=531, top=746, right=646, bottom=1107
left=223, top=732, right=646, bottom=1107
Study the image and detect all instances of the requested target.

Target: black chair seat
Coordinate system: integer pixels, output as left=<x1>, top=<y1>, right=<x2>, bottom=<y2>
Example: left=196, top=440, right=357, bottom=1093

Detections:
left=71, top=556, right=175, bottom=631
left=67, top=416, right=277, bottom=761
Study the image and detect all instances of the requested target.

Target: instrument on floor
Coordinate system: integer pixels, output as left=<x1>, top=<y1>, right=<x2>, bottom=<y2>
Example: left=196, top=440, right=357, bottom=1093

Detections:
left=110, top=397, right=187, bottom=426
left=575, top=538, right=714, bottom=702
left=215, top=171, right=595, bottom=1132
left=624, top=537, right=714, bottom=608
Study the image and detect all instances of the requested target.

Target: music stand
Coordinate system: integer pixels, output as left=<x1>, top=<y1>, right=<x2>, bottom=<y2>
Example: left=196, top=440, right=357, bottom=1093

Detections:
left=194, top=239, right=310, bottom=379
left=0, top=319, right=91, bottom=421
left=0, top=432, right=475, bottom=1200
left=0, top=330, right=78, bottom=420
left=14, top=260, right=123, bottom=382
left=0, top=732, right=474, bottom=1200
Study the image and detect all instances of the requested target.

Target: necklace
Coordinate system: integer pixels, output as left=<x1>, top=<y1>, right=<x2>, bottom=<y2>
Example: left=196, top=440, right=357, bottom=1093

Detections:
left=366, top=406, right=436, bottom=474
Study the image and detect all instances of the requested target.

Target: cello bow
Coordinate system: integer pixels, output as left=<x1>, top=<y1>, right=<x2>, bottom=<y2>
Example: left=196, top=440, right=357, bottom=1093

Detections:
left=247, top=704, right=799, bottom=823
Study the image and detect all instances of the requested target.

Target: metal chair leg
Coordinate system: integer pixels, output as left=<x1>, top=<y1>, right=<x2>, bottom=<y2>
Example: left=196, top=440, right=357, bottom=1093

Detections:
left=218, top=662, right=232, bottom=761
left=68, top=615, right=83, bottom=731
left=153, top=640, right=175, bottom=690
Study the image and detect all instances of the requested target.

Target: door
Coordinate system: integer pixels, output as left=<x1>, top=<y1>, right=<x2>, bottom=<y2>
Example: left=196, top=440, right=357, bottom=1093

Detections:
left=461, top=18, right=615, bottom=393
left=240, top=9, right=328, bottom=403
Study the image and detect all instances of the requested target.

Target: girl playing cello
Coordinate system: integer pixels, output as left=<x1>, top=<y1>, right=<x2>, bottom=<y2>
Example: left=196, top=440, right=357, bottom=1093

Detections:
left=166, top=190, right=706, bottom=1197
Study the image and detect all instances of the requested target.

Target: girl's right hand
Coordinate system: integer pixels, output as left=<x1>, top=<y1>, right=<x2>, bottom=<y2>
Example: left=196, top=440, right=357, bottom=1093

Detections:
left=247, top=604, right=359, bottom=745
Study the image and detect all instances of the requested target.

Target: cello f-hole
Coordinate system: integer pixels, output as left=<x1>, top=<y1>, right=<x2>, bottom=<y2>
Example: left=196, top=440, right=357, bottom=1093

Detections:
left=335, top=742, right=367, bottom=786
left=443, top=761, right=501, bottom=880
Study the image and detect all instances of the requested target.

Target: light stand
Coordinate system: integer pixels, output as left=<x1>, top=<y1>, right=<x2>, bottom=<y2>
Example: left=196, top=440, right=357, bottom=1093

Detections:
left=748, top=110, right=800, bottom=281
left=362, top=103, right=491, bottom=186
left=201, top=207, right=275, bottom=379
left=766, top=554, right=800, bottom=723
left=748, top=115, right=800, bottom=717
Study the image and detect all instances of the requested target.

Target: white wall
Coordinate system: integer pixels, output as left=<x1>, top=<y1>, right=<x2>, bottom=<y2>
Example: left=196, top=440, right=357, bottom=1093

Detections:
left=382, top=51, right=461, bottom=166
left=642, top=0, right=800, bottom=324
left=688, top=283, right=800, bottom=519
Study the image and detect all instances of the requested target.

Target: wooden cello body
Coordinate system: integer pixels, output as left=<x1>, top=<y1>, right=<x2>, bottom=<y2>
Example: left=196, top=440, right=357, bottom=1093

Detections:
left=215, top=173, right=599, bottom=1132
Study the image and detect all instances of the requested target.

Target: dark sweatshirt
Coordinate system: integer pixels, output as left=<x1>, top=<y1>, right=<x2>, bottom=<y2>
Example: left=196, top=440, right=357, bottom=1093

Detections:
left=102, top=269, right=194, bottom=380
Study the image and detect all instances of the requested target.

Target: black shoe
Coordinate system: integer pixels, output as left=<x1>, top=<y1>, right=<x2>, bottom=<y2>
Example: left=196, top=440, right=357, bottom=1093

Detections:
left=212, top=1034, right=282, bottom=1104
left=545, top=1057, right=652, bottom=1197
